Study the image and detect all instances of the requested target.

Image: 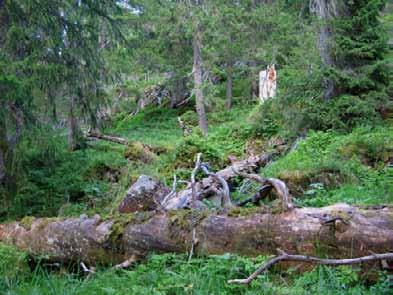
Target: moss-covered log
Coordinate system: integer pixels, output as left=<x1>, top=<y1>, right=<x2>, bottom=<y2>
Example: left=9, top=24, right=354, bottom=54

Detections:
left=1, top=204, right=392, bottom=265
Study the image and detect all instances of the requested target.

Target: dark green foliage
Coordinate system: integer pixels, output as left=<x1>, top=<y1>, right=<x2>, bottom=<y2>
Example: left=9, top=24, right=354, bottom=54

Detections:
left=329, top=0, right=391, bottom=126
left=0, top=126, right=127, bottom=220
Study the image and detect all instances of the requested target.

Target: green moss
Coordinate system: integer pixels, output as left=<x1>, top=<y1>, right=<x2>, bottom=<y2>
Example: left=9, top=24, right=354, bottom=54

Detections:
left=168, top=209, right=209, bottom=231
left=124, top=141, right=156, bottom=163
left=328, top=210, right=353, bottom=223
left=36, top=217, right=64, bottom=231
left=20, top=216, right=36, bottom=230
left=109, top=212, right=155, bottom=242
left=227, top=206, right=270, bottom=217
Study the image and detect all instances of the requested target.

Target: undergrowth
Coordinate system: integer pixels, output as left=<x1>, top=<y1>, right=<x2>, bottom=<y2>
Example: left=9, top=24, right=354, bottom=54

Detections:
left=262, top=126, right=393, bottom=207
left=1, top=245, right=391, bottom=295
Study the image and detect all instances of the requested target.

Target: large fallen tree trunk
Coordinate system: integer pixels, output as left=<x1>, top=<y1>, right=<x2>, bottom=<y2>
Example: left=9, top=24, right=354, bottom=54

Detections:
left=1, top=204, right=393, bottom=267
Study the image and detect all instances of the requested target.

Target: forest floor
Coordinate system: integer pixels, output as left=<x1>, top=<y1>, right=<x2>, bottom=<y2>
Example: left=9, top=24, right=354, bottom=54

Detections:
left=1, top=102, right=392, bottom=294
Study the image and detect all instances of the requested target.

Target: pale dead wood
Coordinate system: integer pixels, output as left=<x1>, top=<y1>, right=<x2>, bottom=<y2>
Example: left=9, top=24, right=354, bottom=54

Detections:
left=188, top=228, right=197, bottom=262
left=191, top=153, right=202, bottom=208
left=86, top=130, right=128, bottom=145
left=112, top=255, right=138, bottom=270
left=234, top=170, right=293, bottom=211
left=228, top=249, right=393, bottom=285
left=177, top=116, right=192, bottom=136
left=161, top=174, right=178, bottom=206
left=163, top=153, right=274, bottom=210
left=200, top=164, right=233, bottom=208
left=80, top=261, right=96, bottom=279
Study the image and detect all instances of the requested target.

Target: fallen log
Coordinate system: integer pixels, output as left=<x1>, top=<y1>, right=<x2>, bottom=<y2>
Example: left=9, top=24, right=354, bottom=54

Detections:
left=86, top=130, right=129, bottom=145
left=1, top=203, right=393, bottom=268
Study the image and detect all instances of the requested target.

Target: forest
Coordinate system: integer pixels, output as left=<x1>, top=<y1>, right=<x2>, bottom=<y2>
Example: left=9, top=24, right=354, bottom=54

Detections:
left=0, top=0, right=392, bottom=294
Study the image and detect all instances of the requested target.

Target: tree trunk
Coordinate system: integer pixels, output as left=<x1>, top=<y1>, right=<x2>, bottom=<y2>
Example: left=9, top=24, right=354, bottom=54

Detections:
left=68, top=96, right=83, bottom=151
left=309, top=0, right=342, bottom=100
left=47, top=89, right=58, bottom=123
left=226, top=59, right=233, bottom=109
left=0, top=110, right=7, bottom=184
left=1, top=204, right=392, bottom=265
left=0, top=102, right=23, bottom=210
left=192, top=23, right=208, bottom=135
left=170, top=76, right=188, bottom=108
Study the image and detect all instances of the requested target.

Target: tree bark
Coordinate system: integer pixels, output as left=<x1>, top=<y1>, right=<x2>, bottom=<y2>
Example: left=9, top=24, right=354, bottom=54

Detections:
left=68, top=96, right=83, bottom=151
left=1, top=204, right=392, bottom=265
left=309, top=0, right=342, bottom=100
left=170, top=76, right=188, bottom=108
left=0, top=108, right=7, bottom=184
left=226, top=59, right=233, bottom=109
left=192, top=22, right=208, bottom=135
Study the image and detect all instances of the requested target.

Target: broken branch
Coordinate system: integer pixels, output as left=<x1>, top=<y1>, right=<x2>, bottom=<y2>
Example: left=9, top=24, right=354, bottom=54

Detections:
left=191, top=153, right=202, bottom=208
left=228, top=249, right=393, bottom=285
left=200, top=164, right=232, bottom=208
left=234, top=170, right=293, bottom=211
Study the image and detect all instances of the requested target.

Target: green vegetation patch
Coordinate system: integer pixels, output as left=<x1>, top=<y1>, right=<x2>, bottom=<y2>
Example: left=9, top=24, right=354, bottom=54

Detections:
left=1, top=253, right=391, bottom=294
left=263, top=127, right=393, bottom=207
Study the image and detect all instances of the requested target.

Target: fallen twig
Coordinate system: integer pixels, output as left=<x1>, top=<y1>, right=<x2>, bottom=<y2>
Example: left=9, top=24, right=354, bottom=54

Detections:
left=228, top=249, right=393, bottom=285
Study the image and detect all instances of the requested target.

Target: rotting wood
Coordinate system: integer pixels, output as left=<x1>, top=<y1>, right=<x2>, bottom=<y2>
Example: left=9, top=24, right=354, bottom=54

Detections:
left=162, top=152, right=275, bottom=210
left=86, top=130, right=129, bottom=145
left=1, top=203, right=393, bottom=268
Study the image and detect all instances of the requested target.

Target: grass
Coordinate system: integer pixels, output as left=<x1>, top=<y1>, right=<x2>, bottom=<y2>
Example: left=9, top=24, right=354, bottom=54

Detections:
left=262, top=126, right=393, bottom=207
left=1, top=246, right=391, bottom=295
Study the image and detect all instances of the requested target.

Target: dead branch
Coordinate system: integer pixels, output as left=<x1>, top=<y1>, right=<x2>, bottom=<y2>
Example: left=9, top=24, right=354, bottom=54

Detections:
left=177, top=116, right=192, bottom=136
left=161, top=174, right=178, bottom=206
left=188, top=228, right=197, bottom=262
left=237, top=185, right=272, bottom=207
left=234, top=170, right=293, bottom=211
left=228, top=249, right=393, bottom=285
left=112, top=255, right=138, bottom=270
left=163, top=153, right=274, bottom=210
left=191, top=153, right=202, bottom=208
left=200, top=164, right=233, bottom=208
left=86, top=130, right=128, bottom=145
